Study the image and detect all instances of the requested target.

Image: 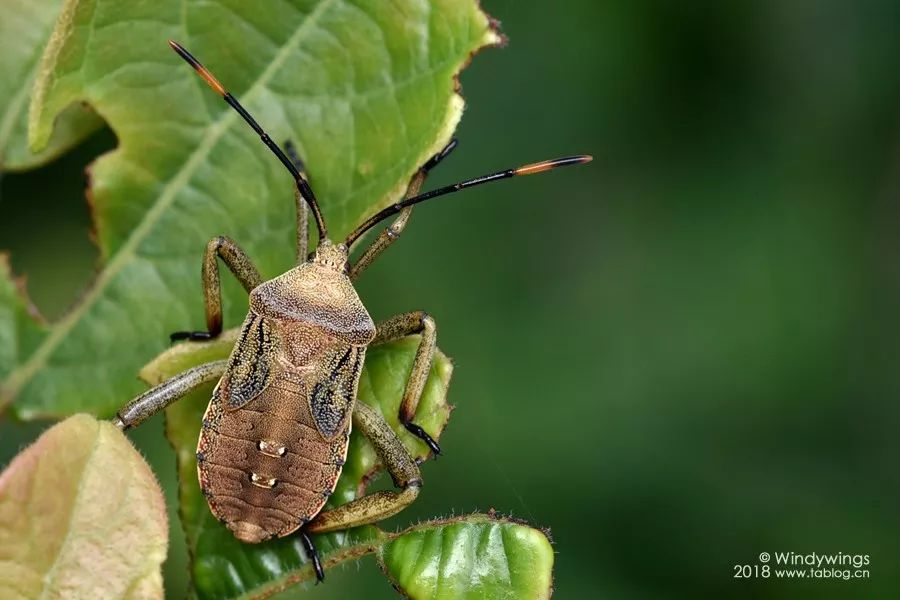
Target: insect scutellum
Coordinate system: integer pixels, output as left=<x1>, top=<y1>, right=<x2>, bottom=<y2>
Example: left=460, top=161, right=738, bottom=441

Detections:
left=168, top=40, right=592, bottom=270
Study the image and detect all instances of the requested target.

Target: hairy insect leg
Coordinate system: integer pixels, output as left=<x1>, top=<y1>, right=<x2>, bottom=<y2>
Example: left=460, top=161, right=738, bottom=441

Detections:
left=284, top=141, right=310, bottom=263
left=113, top=360, right=227, bottom=430
left=307, top=401, right=421, bottom=534
left=372, top=311, right=441, bottom=455
left=170, top=236, right=262, bottom=342
left=348, top=207, right=412, bottom=280
left=349, top=139, right=458, bottom=280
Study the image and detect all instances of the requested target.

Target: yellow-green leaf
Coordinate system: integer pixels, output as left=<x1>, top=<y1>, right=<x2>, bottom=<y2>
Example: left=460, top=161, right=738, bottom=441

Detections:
left=0, top=414, right=168, bottom=599
left=2, top=0, right=499, bottom=420
left=0, top=0, right=101, bottom=170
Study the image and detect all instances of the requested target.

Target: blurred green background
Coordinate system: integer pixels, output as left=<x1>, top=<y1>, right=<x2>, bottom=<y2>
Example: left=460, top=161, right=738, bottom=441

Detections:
left=2, top=0, right=900, bottom=597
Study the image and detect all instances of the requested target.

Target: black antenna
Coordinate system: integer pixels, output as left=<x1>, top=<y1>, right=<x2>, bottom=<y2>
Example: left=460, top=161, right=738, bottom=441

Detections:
left=168, top=40, right=329, bottom=242
left=344, top=154, right=592, bottom=247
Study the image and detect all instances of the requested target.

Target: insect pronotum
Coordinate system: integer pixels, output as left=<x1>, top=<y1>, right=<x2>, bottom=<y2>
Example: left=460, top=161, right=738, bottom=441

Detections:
left=113, top=40, right=591, bottom=582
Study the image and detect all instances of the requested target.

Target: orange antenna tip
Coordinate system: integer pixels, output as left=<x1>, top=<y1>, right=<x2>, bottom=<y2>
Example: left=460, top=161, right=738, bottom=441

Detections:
left=169, top=40, right=226, bottom=96
left=514, top=154, right=592, bottom=176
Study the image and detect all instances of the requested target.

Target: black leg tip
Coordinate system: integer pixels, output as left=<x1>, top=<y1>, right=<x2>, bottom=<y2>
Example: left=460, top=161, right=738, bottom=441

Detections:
left=284, top=140, right=305, bottom=172
left=423, top=138, right=458, bottom=172
left=300, top=531, right=325, bottom=583
left=403, top=421, right=442, bottom=456
left=169, top=330, right=215, bottom=343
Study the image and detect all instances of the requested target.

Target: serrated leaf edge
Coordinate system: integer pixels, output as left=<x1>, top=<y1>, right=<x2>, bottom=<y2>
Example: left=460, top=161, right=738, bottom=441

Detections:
left=7, top=0, right=502, bottom=420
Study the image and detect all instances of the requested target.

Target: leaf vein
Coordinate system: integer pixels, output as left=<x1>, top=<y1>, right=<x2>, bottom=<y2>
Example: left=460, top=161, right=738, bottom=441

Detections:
left=2, top=0, right=340, bottom=401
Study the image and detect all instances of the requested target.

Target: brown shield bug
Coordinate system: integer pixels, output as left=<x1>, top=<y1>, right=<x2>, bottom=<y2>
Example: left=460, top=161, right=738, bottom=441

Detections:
left=113, top=40, right=590, bottom=582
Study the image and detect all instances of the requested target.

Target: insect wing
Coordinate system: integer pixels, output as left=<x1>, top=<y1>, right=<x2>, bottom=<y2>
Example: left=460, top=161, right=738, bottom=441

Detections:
left=309, top=345, right=365, bottom=439
left=215, top=312, right=275, bottom=410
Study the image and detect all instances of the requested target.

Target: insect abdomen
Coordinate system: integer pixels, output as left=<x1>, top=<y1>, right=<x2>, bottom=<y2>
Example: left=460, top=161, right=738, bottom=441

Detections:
left=198, top=374, right=350, bottom=543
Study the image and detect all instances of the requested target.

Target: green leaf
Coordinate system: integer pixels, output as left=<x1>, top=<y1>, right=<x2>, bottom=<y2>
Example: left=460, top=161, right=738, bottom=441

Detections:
left=0, top=414, right=168, bottom=599
left=0, top=0, right=101, bottom=170
left=0, top=255, right=47, bottom=382
left=379, top=514, right=555, bottom=600
left=2, top=0, right=500, bottom=419
left=141, top=328, right=453, bottom=599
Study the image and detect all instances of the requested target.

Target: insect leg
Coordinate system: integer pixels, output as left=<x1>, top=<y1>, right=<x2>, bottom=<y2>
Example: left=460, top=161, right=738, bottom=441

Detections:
left=299, top=530, right=325, bottom=583
left=349, top=139, right=457, bottom=280
left=170, top=236, right=262, bottom=342
left=113, top=360, right=227, bottom=430
left=371, top=311, right=441, bottom=455
left=284, top=141, right=310, bottom=263
left=307, top=401, right=421, bottom=534
left=348, top=206, right=412, bottom=280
